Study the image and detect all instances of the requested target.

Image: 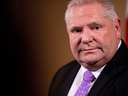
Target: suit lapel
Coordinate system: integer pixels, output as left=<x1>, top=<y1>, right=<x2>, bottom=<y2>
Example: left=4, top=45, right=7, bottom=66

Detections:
left=58, top=61, right=81, bottom=96
left=87, top=62, right=119, bottom=96
left=87, top=40, right=128, bottom=96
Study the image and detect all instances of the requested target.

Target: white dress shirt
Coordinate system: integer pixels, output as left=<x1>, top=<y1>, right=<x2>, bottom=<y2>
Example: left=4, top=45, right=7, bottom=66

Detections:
left=67, top=40, right=122, bottom=96
left=67, top=65, right=106, bottom=96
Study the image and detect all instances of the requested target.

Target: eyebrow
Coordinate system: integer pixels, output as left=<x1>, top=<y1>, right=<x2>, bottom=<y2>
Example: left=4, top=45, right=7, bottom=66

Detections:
left=87, top=21, right=105, bottom=27
left=68, top=20, right=105, bottom=31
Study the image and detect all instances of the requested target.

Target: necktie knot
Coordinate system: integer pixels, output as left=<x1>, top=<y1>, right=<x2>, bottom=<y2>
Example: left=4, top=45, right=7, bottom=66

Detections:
left=83, top=70, right=95, bottom=82
left=75, top=70, right=95, bottom=96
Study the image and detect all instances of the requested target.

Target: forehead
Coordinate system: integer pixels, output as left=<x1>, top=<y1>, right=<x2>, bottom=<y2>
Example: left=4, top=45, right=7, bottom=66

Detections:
left=67, top=3, right=105, bottom=26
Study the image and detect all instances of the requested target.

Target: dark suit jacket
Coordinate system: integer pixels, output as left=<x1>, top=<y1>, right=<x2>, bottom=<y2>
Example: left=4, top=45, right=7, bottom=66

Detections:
left=48, top=40, right=128, bottom=96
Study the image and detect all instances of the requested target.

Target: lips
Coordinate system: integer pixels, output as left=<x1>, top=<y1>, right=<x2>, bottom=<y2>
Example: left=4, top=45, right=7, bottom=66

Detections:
left=83, top=48, right=96, bottom=51
left=79, top=47, right=102, bottom=53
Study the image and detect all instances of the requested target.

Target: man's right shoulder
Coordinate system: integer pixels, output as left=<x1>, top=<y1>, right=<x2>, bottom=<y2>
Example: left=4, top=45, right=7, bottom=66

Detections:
left=48, top=60, right=81, bottom=96
left=59, top=60, right=80, bottom=72
left=55, top=60, right=80, bottom=77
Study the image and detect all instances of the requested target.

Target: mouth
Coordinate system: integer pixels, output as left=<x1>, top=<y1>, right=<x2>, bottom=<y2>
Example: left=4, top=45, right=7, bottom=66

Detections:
left=80, top=47, right=102, bottom=53
left=83, top=48, right=96, bottom=51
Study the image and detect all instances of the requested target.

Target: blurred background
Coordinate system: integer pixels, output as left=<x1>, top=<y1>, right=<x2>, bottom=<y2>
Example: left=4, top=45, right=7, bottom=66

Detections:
left=2, top=0, right=127, bottom=96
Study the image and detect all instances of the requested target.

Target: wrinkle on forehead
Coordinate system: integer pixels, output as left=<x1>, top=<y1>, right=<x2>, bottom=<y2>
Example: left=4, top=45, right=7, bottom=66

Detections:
left=67, top=6, right=107, bottom=29
left=67, top=3, right=105, bottom=24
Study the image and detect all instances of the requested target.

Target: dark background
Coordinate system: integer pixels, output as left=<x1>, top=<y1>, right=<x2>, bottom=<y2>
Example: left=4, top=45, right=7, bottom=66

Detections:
left=1, top=0, right=126, bottom=96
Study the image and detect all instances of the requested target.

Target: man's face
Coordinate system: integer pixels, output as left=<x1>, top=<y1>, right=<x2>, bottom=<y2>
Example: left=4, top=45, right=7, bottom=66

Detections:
left=66, top=3, right=121, bottom=71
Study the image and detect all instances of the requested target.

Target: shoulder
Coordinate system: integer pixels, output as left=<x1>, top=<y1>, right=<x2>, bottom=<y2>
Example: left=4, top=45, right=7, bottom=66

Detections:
left=58, top=60, right=80, bottom=73
left=48, top=60, right=80, bottom=96
left=54, top=60, right=80, bottom=79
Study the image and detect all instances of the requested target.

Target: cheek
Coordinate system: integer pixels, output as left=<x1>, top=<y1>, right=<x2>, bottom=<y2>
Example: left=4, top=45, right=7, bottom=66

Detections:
left=95, top=28, right=112, bottom=43
left=97, top=31, right=118, bottom=55
left=69, top=35, right=80, bottom=52
left=69, top=38, right=76, bottom=50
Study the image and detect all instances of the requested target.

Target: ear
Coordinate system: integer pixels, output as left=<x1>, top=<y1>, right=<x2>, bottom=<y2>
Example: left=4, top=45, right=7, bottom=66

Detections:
left=114, top=18, right=121, bottom=40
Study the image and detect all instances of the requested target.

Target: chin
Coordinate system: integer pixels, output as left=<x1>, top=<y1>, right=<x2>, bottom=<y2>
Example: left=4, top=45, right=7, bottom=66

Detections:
left=79, top=60, right=98, bottom=65
left=79, top=61, right=101, bottom=71
left=80, top=63, right=99, bottom=71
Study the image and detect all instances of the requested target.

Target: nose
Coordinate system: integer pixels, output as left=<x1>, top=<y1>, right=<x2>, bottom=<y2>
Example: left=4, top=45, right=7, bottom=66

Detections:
left=81, top=29, right=93, bottom=44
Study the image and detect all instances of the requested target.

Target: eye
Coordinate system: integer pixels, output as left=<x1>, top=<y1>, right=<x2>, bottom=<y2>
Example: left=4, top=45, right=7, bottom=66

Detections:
left=70, top=28, right=83, bottom=33
left=90, top=25, right=101, bottom=30
left=95, top=26, right=100, bottom=30
left=75, top=29, right=82, bottom=33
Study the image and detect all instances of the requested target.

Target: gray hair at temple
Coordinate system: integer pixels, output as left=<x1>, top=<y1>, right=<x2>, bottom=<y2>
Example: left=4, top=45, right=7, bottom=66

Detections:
left=65, top=0, right=118, bottom=24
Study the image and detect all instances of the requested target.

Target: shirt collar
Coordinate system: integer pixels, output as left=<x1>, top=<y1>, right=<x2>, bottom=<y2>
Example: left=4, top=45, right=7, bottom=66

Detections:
left=81, top=65, right=106, bottom=79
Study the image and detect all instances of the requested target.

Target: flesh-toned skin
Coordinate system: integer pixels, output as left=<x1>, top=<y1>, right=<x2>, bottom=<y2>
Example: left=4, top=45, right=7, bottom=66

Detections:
left=66, top=3, right=121, bottom=71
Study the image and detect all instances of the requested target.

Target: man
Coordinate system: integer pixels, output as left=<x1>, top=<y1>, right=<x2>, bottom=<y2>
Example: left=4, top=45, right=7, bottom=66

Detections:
left=49, top=0, right=128, bottom=96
